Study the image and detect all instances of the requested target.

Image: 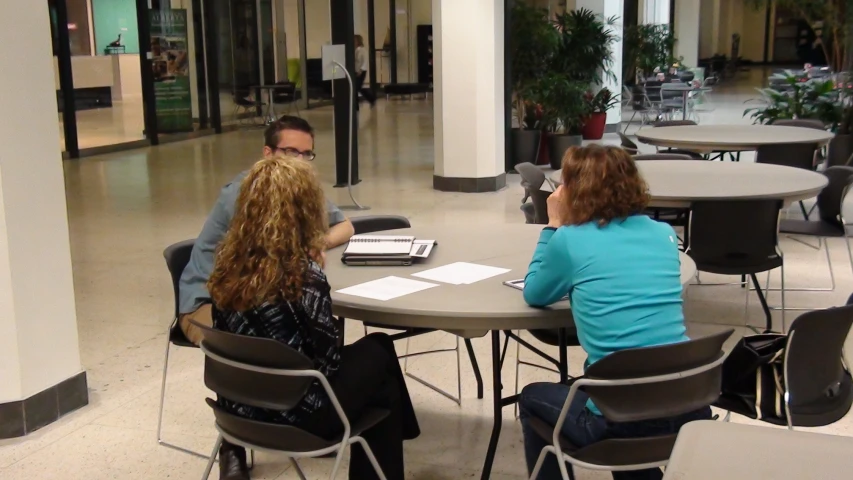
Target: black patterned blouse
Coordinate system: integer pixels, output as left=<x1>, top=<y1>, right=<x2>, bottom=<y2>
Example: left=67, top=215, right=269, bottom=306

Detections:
left=212, top=261, right=342, bottom=425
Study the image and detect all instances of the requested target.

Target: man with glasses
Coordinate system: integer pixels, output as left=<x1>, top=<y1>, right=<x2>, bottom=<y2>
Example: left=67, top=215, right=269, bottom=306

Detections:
left=178, top=115, right=354, bottom=346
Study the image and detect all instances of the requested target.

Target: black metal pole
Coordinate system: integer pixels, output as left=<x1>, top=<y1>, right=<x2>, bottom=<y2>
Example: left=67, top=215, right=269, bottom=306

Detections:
left=136, top=0, right=159, bottom=145
left=481, top=330, right=503, bottom=479
left=203, top=0, right=221, bottom=133
left=250, top=0, right=262, bottom=116
left=389, top=0, right=397, bottom=84
left=504, top=0, right=513, bottom=172
left=330, top=0, right=359, bottom=187
left=54, top=0, right=79, bottom=158
left=762, top=3, right=771, bottom=63
left=367, top=0, right=377, bottom=92
left=191, top=0, right=209, bottom=129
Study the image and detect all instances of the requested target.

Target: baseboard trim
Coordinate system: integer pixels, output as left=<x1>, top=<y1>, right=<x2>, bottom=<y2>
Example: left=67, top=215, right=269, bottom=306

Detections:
left=433, top=173, right=507, bottom=192
left=0, top=371, right=88, bottom=439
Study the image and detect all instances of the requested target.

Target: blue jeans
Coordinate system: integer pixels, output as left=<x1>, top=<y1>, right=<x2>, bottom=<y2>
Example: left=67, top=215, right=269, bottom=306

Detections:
left=519, top=382, right=712, bottom=480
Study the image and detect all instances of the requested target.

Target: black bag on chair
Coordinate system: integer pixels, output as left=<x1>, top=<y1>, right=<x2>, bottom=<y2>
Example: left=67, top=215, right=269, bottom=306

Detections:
left=719, top=334, right=788, bottom=423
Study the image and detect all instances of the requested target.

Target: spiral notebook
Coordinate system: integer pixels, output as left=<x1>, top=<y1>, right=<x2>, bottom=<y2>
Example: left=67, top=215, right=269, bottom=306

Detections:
left=342, top=235, right=436, bottom=266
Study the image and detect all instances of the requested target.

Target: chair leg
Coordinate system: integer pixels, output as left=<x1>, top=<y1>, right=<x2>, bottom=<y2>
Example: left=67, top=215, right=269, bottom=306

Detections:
left=351, top=436, right=388, bottom=480
left=750, top=273, right=773, bottom=333
left=291, top=458, right=308, bottom=480
left=799, top=201, right=810, bottom=220
left=200, top=435, right=222, bottom=480
left=780, top=262, right=787, bottom=332
left=455, top=336, right=462, bottom=403
left=330, top=446, right=347, bottom=480
left=156, top=337, right=172, bottom=447
left=514, top=332, right=521, bottom=419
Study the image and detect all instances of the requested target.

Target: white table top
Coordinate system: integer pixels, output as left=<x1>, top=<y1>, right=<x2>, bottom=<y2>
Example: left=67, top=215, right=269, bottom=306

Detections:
left=636, top=125, right=833, bottom=152
left=664, top=421, right=853, bottom=479
left=550, top=160, right=828, bottom=208
left=326, top=224, right=696, bottom=337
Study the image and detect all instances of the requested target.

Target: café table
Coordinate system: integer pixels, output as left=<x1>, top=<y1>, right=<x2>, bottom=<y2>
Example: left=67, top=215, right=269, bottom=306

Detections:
left=664, top=420, right=853, bottom=479
left=636, top=124, right=833, bottom=160
left=326, top=224, right=697, bottom=479
left=550, top=160, right=829, bottom=209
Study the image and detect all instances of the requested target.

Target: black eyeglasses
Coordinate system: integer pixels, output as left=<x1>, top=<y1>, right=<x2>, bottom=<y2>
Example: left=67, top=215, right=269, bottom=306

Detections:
left=271, top=147, right=316, bottom=161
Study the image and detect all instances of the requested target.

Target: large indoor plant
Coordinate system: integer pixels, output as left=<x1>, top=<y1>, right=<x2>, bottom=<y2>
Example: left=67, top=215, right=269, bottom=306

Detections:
left=622, top=24, right=677, bottom=84
left=508, top=3, right=558, bottom=168
left=535, top=75, right=590, bottom=169
left=582, top=88, right=619, bottom=140
left=550, top=8, right=618, bottom=86
left=744, top=70, right=843, bottom=127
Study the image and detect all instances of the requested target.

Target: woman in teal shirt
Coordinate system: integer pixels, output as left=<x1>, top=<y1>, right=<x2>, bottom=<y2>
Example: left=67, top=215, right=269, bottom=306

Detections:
left=519, top=145, right=710, bottom=480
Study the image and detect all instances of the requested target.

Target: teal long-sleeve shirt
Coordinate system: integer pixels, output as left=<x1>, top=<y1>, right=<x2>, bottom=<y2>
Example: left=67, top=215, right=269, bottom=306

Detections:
left=523, top=216, right=688, bottom=414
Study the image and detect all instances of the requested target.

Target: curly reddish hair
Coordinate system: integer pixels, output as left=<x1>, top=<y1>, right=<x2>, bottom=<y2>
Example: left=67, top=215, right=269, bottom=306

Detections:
left=560, top=145, right=649, bottom=226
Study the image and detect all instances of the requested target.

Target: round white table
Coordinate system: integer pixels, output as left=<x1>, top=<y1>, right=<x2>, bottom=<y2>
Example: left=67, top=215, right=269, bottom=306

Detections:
left=326, top=224, right=696, bottom=479
left=635, top=124, right=833, bottom=153
left=550, top=160, right=829, bottom=208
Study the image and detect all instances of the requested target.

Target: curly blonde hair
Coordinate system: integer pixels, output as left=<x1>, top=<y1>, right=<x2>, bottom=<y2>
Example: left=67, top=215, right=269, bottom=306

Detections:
left=560, top=145, right=650, bottom=226
left=208, top=155, right=328, bottom=311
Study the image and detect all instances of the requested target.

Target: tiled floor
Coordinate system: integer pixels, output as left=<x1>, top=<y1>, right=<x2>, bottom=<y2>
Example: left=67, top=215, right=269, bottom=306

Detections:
left=5, top=68, right=853, bottom=479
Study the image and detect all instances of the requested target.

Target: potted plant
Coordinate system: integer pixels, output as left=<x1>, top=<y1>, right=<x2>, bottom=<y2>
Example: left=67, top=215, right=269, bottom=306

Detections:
left=550, top=8, right=618, bottom=86
left=536, top=75, right=590, bottom=169
left=582, top=88, right=619, bottom=140
left=508, top=3, right=558, bottom=169
left=622, top=24, right=677, bottom=85
left=744, top=70, right=842, bottom=127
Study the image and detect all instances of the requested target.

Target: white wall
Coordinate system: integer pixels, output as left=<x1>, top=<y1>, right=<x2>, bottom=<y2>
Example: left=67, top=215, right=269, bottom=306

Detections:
left=0, top=1, right=82, bottom=402
left=698, top=0, right=767, bottom=63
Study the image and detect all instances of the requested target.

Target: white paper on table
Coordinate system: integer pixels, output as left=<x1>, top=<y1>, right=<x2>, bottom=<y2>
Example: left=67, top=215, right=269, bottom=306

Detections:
left=412, top=262, right=511, bottom=285
left=336, top=276, right=439, bottom=301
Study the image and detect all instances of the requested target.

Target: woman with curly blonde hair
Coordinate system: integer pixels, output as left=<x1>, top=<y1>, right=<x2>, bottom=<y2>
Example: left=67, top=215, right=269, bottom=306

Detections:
left=208, top=156, right=419, bottom=480
left=517, top=145, right=709, bottom=480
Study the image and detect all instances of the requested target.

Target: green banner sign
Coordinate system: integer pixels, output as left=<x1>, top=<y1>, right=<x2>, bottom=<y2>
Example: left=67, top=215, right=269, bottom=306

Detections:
left=149, top=9, right=192, bottom=133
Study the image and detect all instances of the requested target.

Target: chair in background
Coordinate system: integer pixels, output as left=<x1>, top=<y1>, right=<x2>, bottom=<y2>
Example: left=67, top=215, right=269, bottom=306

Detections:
left=715, top=306, right=853, bottom=430
left=651, top=120, right=705, bottom=160
left=755, top=142, right=820, bottom=219
left=772, top=119, right=826, bottom=130
left=631, top=153, right=692, bottom=231
left=352, top=215, right=479, bottom=405
left=516, top=163, right=554, bottom=225
left=271, top=81, right=301, bottom=117
left=158, top=239, right=209, bottom=459
left=686, top=200, right=785, bottom=332
left=232, top=88, right=262, bottom=126
left=195, top=324, right=388, bottom=480
left=618, top=132, right=639, bottom=155
left=623, top=84, right=662, bottom=134
left=764, top=167, right=853, bottom=309
left=526, top=330, right=733, bottom=480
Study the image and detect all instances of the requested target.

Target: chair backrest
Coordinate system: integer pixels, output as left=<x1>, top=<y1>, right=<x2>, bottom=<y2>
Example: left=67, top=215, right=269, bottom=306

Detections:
left=633, top=153, right=693, bottom=160
left=644, top=81, right=663, bottom=103
left=703, top=76, right=718, bottom=87
left=582, top=330, right=734, bottom=422
left=163, top=239, right=197, bottom=318
left=520, top=202, right=536, bottom=224
left=515, top=162, right=548, bottom=192
left=828, top=135, right=853, bottom=168
left=618, top=132, right=639, bottom=153
left=771, top=118, right=826, bottom=130
left=786, top=305, right=853, bottom=408
left=653, top=120, right=698, bottom=128
left=197, top=322, right=316, bottom=411
left=687, top=200, right=782, bottom=269
left=816, top=166, right=853, bottom=226
left=755, top=143, right=818, bottom=170
left=660, top=83, right=683, bottom=100
left=528, top=189, right=552, bottom=225
left=350, top=215, right=411, bottom=235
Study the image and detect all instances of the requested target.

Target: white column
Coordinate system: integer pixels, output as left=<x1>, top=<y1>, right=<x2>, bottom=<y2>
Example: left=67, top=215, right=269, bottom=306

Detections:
left=675, top=0, right=700, bottom=68
left=0, top=0, right=84, bottom=436
left=576, top=0, right=623, bottom=125
left=642, top=0, right=669, bottom=25
left=432, top=0, right=505, bottom=191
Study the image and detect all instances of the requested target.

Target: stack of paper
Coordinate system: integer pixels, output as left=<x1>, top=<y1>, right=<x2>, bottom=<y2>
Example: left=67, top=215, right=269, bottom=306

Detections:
left=412, top=262, right=511, bottom=285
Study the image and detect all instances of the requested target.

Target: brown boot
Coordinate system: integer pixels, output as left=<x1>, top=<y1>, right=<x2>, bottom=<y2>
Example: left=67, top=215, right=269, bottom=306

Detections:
left=219, top=440, right=250, bottom=480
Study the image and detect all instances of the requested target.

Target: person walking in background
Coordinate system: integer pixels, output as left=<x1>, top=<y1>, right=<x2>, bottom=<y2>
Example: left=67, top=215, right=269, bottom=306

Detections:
left=354, top=34, right=376, bottom=106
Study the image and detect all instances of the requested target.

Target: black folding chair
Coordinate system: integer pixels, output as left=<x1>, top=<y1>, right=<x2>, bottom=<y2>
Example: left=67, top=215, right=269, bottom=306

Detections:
left=755, top=142, right=820, bottom=219
left=715, top=306, right=853, bottom=429
left=527, top=330, right=733, bottom=480
left=686, top=200, right=785, bottom=332
left=158, top=239, right=209, bottom=459
left=195, top=324, right=388, bottom=480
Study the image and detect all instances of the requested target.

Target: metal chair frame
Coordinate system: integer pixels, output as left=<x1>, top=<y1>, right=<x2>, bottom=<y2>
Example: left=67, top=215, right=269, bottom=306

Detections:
left=198, top=345, right=386, bottom=480
left=529, top=354, right=728, bottom=480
